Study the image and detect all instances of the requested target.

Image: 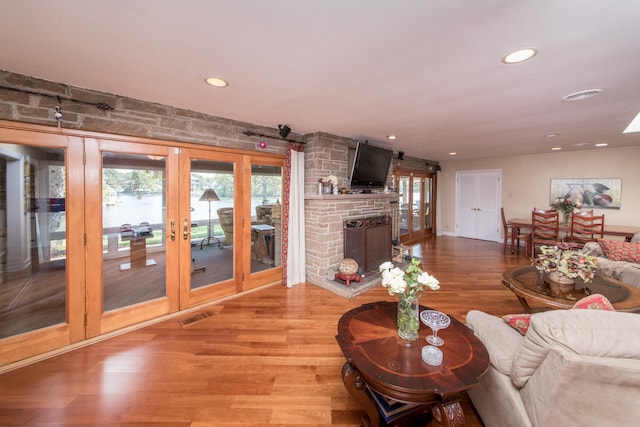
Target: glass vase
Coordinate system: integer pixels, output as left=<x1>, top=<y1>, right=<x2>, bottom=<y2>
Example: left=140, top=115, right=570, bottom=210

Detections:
left=397, top=294, right=419, bottom=341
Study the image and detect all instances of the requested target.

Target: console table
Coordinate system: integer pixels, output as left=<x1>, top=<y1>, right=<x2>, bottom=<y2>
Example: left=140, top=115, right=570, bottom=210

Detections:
left=336, top=302, right=489, bottom=427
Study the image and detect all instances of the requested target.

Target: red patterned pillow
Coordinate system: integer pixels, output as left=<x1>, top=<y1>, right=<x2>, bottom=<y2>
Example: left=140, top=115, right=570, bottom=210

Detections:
left=572, top=294, right=615, bottom=311
left=502, top=314, right=532, bottom=335
left=598, top=239, right=640, bottom=263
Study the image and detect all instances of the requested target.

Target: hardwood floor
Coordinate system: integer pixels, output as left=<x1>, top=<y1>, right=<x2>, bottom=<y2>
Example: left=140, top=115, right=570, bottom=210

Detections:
left=0, top=236, right=531, bottom=426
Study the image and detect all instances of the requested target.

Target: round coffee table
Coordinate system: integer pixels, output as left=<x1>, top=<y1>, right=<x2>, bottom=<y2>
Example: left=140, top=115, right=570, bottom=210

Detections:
left=335, top=301, right=489, bottom=427
left=502, top=266, right=640, bottom=313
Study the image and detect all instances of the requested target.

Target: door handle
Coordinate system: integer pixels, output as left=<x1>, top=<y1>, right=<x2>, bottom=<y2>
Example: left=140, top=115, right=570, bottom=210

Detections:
left=183, top=218, right=189, bottom=240
left=170, top=220, right=175, bottom=241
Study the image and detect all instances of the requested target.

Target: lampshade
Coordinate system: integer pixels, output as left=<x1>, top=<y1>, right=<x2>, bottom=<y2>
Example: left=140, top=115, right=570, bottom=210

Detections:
left=199, top=188, right=220, bottom=202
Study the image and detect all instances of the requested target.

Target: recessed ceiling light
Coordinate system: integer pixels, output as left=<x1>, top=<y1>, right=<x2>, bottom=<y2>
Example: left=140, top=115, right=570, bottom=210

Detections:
left=623, top=111, right=640, bottom=133
left=595, top=143, right=608, bottom=147
left=387, top=135, right=397, bottom=140
left=545, top=133, right=559, bottom=138
left=502, top=48, right=538, bottom=64
left=551, top=147, right=562, bottom=151
left=561, top=89, right=602, bottom=102
left=449, top=152, right=457, bottom=156
left=205, top=77, right=229, bottom=88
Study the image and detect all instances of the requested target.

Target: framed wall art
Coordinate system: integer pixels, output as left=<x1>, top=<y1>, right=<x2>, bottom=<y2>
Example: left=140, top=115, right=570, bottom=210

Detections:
left=550, top=178, right=622, bottom=209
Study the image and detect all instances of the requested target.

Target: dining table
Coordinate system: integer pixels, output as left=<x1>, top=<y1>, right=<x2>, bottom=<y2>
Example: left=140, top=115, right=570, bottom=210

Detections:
left=508, top=217, right=640, bottom=254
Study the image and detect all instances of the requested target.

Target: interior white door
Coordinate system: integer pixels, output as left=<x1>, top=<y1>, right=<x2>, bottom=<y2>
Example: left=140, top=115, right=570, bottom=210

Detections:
left=456, top=170, right=501, bottom=241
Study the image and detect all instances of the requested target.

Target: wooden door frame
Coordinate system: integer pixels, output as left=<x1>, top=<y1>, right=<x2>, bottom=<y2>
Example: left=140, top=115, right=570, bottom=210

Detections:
left=0, top=126, right=85, bottom=366
left=0, top=120, right=286, bottom=368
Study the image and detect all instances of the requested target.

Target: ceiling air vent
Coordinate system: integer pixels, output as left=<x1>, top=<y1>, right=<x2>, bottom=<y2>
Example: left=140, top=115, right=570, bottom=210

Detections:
left=561, top=89, right=602, bottom=102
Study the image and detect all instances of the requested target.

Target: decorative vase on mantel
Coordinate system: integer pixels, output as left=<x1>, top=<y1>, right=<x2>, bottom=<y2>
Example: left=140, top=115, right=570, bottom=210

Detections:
left=548, top=270, right=575, bottom=286
left=397, top=294, right=419, bottom=341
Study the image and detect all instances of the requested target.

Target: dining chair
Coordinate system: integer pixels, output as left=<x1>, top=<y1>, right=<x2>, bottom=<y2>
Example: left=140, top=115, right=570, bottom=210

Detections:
left=530, top=209, right=560, bottom=257
left=568, top=212, right=604, bottom=248
left=501, top=207, right=528, bottom=254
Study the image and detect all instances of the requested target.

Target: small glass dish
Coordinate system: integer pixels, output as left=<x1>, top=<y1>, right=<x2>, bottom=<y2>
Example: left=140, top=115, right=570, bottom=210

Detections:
left=421, top=345, right=443, bottom=366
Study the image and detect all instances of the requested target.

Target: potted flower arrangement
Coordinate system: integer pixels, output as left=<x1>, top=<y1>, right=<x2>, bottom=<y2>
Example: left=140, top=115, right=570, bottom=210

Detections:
left=318, top=174, right=338, bottom=194
left=550, top=196, right=582, bottom=224
left=533, top=242, right=598, bottom=285
left=379, top=258, right=440, bottom=341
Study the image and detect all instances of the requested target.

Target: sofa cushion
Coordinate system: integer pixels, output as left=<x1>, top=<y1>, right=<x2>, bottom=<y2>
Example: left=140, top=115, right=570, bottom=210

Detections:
left=598, top=239, right=640, bottom=263
left=510, top=310, right=640, bottom=388
left=631, top=231, right=640, bottom=243
left=581, top=241, right=605, bottom=257
left=467, top=310, right=523, bottom=375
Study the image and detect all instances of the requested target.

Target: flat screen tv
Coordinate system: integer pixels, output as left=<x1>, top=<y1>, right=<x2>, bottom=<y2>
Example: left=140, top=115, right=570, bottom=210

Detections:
left=349, top=141, right=393, bottom=189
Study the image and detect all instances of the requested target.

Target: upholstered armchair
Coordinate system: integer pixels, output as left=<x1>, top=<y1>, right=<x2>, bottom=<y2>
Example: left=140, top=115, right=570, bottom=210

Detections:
left=216, top=207, right=234, bottom=248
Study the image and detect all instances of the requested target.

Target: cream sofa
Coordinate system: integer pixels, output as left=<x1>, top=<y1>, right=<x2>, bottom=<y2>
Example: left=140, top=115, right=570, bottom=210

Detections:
left=581, top=240, right=640, bottom=288
left=466, top=309, right=640, bottom=427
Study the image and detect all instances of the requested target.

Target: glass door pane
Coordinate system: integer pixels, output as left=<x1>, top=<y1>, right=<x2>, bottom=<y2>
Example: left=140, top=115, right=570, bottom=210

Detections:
left=250, top=163, right=282, bottom=275
left=412, top=178, right=423, bottom=232
left=424, top=177, right=433, bottom=233
left=398, top=176, right=410, bottom=238
left=190, top=159, right=235, bottom=290
left=102, top=153, right=167, bottom=311
left=0, top=144, right=67, bottom=339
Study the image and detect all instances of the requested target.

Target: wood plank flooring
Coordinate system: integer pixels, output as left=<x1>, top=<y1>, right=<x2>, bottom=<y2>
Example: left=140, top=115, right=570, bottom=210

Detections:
left=0, top=236, right=531, bottom=426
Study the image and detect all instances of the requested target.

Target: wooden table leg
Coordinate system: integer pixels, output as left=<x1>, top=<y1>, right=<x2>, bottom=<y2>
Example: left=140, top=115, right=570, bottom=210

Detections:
left=431, top=401, right=465, bottom=427
left=516, top=295, right=533, bottom=314
left=342, top=360, right=380, bottom=427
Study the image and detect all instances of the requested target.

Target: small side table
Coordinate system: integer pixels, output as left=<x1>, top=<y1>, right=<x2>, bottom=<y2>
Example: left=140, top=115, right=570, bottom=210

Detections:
left=392, top=244, right=412, bottom=262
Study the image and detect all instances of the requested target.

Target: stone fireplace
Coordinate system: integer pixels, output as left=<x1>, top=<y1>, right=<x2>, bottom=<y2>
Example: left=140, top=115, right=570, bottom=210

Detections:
left=304, top=193, right=398, bottom=287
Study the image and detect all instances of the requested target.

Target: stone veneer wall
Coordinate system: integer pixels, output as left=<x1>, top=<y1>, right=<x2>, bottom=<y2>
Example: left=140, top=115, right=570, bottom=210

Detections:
left=303, top=132, right=399, bottom=287
left=0, top=70, right=290, bottom=156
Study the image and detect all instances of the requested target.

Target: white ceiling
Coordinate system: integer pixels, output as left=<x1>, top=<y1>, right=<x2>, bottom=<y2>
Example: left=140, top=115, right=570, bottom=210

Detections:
left=1, top=0, right=639, bottom=161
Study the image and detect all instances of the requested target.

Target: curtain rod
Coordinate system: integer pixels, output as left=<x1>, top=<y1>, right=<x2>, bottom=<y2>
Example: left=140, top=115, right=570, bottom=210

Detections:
left=0, top=84, right=115, bottom=111
left=242, top=130, right=305, bottom=144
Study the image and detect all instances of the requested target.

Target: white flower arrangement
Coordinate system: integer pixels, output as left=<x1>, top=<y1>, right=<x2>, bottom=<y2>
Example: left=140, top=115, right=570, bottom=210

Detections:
left=379, top=258, right=440, bottom=299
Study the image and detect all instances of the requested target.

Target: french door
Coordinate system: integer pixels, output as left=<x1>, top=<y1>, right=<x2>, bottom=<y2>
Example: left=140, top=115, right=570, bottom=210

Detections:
left=395, top=171, right=436, bottom=243
left=0, top=123, right=283, bottom=367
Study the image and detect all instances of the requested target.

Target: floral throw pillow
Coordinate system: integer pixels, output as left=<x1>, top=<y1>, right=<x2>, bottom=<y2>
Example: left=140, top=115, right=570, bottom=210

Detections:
left=503, top=294, right=614, bottom=335
left=571, top=293, right=615, bottom=311
left=598, top=239, right=640, bottom=263
left=502, top=314, right=533, bottom=335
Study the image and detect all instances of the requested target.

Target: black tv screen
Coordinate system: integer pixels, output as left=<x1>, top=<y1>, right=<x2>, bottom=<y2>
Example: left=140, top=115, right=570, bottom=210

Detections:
left=349, top=142, right=393, bottom=188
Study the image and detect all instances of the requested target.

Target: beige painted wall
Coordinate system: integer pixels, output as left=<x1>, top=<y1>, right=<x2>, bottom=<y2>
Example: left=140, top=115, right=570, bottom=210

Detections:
left=438, top=146, right=640, bottom=238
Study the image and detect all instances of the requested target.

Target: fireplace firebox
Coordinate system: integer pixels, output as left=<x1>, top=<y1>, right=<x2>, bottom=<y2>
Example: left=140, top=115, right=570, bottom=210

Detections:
left=343, top=215, right=391, bottom=273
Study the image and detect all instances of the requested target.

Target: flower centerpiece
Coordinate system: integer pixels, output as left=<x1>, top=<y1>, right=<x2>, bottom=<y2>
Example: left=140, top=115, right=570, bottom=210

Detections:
left=533, top=242, right=598, bottom=285
left=550, top=196, right=582, bottom=224
left=379, top=258, right=440, bottom=341
left=319, top=174, right=338, bottom=194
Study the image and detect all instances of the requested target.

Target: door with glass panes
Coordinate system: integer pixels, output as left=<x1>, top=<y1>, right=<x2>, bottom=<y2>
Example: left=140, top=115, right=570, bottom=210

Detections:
left=0, top=124, right=284, bottom=367
left=395, top=171, right=436, bottom=243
